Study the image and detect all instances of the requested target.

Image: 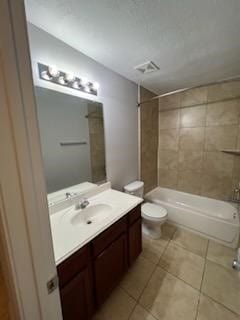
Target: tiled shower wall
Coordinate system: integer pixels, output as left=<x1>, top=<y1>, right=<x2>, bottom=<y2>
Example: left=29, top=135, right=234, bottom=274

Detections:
left=140, top=87, right=159, bottom=193
left=158, top=81, right=240, bottom=200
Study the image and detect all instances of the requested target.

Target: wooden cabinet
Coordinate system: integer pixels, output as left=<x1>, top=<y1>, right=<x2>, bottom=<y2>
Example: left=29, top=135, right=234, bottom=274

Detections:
left=128, top=218, right=142, bottom=266
left=94, top=233, right=128, bottom=306
left=58, top=204, right=142, bottom=319
left=60, top=267, right=93, bottom=320
left=128, top=205, right=142, bottom=265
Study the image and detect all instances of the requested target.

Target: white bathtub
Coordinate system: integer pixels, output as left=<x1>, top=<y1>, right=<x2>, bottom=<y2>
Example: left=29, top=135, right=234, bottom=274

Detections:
left=145, top=187, right=240, bottom=248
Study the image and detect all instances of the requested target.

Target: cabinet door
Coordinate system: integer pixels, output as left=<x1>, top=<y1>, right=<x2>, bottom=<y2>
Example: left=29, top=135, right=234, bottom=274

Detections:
left=128, top=218, right=142, bottom=266
left=60, top=267, right=93, bottom=320
left=94, top=233, right=128, bottom=306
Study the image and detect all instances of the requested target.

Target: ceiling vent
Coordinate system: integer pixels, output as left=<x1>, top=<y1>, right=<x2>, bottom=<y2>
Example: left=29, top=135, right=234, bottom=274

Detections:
left=134, top=61, right=160, bottom=74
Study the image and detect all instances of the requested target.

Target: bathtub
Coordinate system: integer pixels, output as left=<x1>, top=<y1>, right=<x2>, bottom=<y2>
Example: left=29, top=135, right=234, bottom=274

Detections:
left=145, top=187, right=240, bottom=248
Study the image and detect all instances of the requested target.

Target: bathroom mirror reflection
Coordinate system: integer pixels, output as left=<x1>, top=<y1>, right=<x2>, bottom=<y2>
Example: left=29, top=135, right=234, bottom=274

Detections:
left=35, top=86, right=106, bottom=195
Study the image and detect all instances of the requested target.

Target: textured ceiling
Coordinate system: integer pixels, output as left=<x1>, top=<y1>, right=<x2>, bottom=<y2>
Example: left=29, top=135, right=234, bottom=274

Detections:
left=25, top=0, right=240, bottom=94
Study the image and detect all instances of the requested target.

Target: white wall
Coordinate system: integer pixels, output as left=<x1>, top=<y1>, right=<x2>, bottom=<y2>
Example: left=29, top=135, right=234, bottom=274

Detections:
left=27, top=23, right=138, bottom=190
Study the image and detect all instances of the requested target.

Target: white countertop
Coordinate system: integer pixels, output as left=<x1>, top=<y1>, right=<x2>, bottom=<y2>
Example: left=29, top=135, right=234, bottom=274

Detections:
left=50, top=188, right=143, bottom=265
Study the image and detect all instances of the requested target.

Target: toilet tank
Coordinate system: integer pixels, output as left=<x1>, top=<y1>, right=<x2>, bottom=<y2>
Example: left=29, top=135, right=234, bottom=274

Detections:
left=123, top=181, right=144, bottom=198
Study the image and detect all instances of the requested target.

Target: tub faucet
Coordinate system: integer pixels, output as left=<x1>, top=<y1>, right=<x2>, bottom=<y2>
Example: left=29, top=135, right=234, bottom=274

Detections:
left=233, top=182, right=240, bottom=201
left=233, top=248, right=240, bottom=271
left=75, top=198, right=89, bottom=210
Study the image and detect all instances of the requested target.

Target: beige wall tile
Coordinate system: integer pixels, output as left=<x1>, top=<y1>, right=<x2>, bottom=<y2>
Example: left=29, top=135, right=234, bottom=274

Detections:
left=181, top=87, right=207, bottom=107
left=148, top=81, right=240, bottom=200
left=236, top=126, right=240, bottom=149
left=159, top=92, right=183, bottom=111
left=179, top=127, right=205, bottom=150
left=206, top=100, right=240, bottom=126
left=200, top=173, right=232, bottom=200
left=159, top=129, right=179, bottom=151
left=178, top=150, right=203, bottom=171
left=205, top=125, right=238, bottom=151
left=233, top=157, right=240, bottom=181
left=141, top=87, right=158, bottom=194
left=203, top=151, right=234, bottom=178
left=180, top=105, right=206, bottom=128
left=158, top=150, right=178, bottom=170
left=207, top=82, right=240, bottom=102
left=158, top=169, right=178, bottom=189
left=159, top=109, right=179, bottom=129
left=177, top=171, right=202, bottom=194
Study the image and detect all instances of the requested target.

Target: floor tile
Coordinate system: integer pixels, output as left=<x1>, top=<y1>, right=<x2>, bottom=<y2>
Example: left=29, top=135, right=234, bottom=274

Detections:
left=142, top=236, right=167, bottom=264
left=162, top=223, right=177, bottom=239
left=129, top=304, right=157, bottom=320
left=120, top=255, right=155, bottom=300
left=207, top=240, right=236, bottom=270
left=93, top=287, right=136, bottom=320
left=197, top=294, right=240, bottom=320
left=139, top=266, right=199, bottom=320
left=159, top=242, right=205, bottom=289
left=202, top=260, right=240, bottom=315
left=172, top=228, right=208, bottom=257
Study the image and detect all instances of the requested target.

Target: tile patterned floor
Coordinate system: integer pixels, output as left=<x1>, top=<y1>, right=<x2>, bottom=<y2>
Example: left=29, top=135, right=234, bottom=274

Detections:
left=93, top=224, right=240, bottom=320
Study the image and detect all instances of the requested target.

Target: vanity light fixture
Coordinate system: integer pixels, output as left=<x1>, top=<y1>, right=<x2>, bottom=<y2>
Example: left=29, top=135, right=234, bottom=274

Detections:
left=38, top=63, right=99, bottom=96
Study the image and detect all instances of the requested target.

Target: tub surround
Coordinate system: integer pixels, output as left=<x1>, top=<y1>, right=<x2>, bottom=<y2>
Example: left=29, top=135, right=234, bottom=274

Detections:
left=49, top=183, right=143, bottom=265
left=158, top=80, right=240, bottom=200
left=140, top=87, right=159, bottom=194
left=145, top=187, right=239, bottom=248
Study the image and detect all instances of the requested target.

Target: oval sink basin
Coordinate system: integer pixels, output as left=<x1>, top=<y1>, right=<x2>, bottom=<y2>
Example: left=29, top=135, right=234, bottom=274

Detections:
left=70, top=204, right=112, bottom=226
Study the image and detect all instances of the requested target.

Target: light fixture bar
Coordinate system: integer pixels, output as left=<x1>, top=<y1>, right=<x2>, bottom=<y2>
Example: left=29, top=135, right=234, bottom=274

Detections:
left=38, top=63, right=99, bottom=96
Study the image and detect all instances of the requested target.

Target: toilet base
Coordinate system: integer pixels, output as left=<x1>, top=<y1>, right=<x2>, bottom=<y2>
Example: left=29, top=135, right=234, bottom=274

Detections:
left=142, top=220, right=164, bottom=239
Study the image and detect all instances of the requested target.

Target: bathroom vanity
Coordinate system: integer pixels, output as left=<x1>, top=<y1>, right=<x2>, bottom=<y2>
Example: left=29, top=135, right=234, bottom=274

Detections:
left=49, top=185, right=142, bottom=320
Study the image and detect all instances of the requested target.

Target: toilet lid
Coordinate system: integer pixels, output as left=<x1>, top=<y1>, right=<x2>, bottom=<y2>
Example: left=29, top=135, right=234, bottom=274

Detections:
left=141, top=203, right=167, bottom=220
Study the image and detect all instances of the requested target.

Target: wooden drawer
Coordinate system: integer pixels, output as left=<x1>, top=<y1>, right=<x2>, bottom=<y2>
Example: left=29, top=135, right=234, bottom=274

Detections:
left=128, top=205, right=141, bottom=225
left=57, top=244, right=91, bottom=288
left=91, top=216, right=127, bottom=257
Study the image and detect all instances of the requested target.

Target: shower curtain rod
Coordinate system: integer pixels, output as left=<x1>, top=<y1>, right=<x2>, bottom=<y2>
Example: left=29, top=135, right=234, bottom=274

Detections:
left=137, top=77, right=240, bottom=107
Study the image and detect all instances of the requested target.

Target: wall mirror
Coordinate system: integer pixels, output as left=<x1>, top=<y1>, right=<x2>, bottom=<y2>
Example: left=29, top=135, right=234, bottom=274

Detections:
left=35, top=86, right=106, bottom=199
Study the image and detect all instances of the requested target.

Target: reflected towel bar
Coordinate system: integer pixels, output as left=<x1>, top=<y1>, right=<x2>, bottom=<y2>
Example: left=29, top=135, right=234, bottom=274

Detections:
left=60, top=142, right=87, bottom=146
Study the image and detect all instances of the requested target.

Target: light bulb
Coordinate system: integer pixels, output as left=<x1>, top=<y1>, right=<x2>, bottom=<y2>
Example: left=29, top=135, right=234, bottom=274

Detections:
left=48, top=65, right=60, bottom=77
left=65, top=73, right=75, bottom=83
left=92, top=81, right=100, bottom=91
left=58, top=76, right=67, bottom=85
left=84, top=85, right=90, bottom=93
left=72, top=80, right=80, bottom=89
left=41, top=71, right=52, bottom=80
left=80, top=77, right=89, bottom=86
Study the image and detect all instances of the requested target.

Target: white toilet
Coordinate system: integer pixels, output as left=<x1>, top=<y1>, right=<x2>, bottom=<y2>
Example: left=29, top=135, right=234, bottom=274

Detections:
left=123, top=181, right=168, bottom=239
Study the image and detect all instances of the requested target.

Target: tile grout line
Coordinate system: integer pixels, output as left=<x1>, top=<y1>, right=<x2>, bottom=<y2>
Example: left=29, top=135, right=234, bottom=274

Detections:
left=194, top=240, right=209, bottom=320
left=136, top=237, right=172, bottom=304
left=200, top=291, right=240, bottom=318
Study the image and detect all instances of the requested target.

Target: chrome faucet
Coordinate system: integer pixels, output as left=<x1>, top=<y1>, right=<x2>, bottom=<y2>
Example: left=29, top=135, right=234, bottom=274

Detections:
left=65, top=192, right=77, bottom=199
left=75, top=198, right=90, bottom=210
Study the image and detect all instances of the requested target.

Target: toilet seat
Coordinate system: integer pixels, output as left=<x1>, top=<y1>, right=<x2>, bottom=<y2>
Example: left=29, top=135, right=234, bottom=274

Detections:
left=141, top=203, right=167, bottom=222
